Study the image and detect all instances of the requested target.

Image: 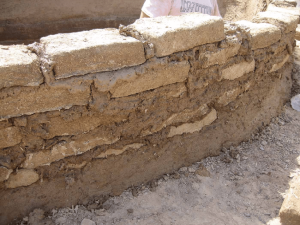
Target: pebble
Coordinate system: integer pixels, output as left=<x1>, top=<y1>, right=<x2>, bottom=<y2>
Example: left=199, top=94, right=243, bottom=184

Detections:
left=244, top=213, right=251, bottom=217
left=132, top=188, right=139, bottom=197
left=196, top=167, right=211, bottom=177
left=87, top=203, right=99, bottom=210
left=81, top=218, right=96, bottom=225
left=260, top=146, right=265, bottom=151
left=127, top=208, right=134, bottom=214
left=297, top=156, right=300, bottom=166
left=188, top=168, right=196, bottom=173
left=56, top=217, right=67, bottom=224
left=276, top=142, right=283, bottom=147
left=95, top=209, right=106, bottom=216
left=179, top=167, right=188, bottom=172
left=291, top=94, right=300, bottom=112
left=236, top=154, right=241, bottom=163
left=261, top=140, right=268, bottom=146
left=171, top=172, right=181, bottom=179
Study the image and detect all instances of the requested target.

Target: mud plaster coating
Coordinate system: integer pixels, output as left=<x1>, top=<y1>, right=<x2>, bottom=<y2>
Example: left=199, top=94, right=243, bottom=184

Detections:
left=0, top=3, right=299, bottom=224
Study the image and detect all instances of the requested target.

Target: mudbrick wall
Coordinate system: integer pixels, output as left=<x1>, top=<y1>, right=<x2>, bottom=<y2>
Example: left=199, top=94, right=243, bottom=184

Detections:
left=0, top=1, right=300, bottom=224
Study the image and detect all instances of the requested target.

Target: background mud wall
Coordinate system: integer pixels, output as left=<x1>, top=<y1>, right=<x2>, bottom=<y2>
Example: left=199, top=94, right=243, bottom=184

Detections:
left=0, top=1, right=300, bottom=224
left=0, top=0, right=268, bottom=44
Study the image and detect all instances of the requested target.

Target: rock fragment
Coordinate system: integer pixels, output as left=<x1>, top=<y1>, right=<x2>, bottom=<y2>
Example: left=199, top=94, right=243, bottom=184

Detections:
left=81, top=218, right=96, bottom=225
left=0, top=167, right=13, bottom=182
left=5, top=169, right=39, bottom=189
left=280, top=175, right=300, bottom=225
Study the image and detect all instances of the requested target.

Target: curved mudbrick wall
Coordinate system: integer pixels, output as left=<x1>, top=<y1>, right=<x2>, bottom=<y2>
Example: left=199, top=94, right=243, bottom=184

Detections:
left=0, top=1, right=300, bottom=224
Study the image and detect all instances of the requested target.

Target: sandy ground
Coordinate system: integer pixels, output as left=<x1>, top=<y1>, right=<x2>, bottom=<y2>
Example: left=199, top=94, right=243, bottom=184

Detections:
left=20, top=45, right=300, bottom=225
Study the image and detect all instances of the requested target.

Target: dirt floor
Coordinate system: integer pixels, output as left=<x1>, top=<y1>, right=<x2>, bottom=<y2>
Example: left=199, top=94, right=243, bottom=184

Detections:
left=19, top=44, right=300, bottom=225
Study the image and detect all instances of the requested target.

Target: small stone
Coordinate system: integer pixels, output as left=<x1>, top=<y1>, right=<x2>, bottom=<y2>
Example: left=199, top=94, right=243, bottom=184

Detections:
left=196, top=166, right=211, bottom=177
left=291, top=94, right=300, bottom=112
left=127, top=208, right=134, bottom=214
left=221, top=147, right=227, bottom=153
left=81, top=218, right=96, bottom=225
left=0, top=127, right=22, bottom=149
left=95, top=209, right=106, bottom=216
left=5, top=169, right=39, bottom=189
left=188, top=167, right=196, bottom=173
left=280, top=175, right=300, bottom=225
left=229, top=148, right=239, bottom=159
left=102, top=204, right=111, bottom=211
left=276, top=142, right=283, bottom=147
left=296, top=156, right=300, bottom=166
left=221, top=155, right=233, bottom=163
left=149, top=180, right=157, bottom=188
left=171, top=172, right=181, bottom=179
left=0, top=166, right=13, bottom=182
left=87, top=203, right=99, bottom=210
left=260, top=146, right=265, bottom=151
left=179, top=167, right=188, bottom=172
left=0, top=155, right=12, bottom=168
left=132, top=188, right=139, bottom=197
left=261, top=140, right=268, bottom=146
left=244, top=213, right=251, bottom=217
left=163, top=175, right=169, bottom=181
left=55, top=217, right=67, bottom=224
left=236, top=154, right=241, bottom=163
